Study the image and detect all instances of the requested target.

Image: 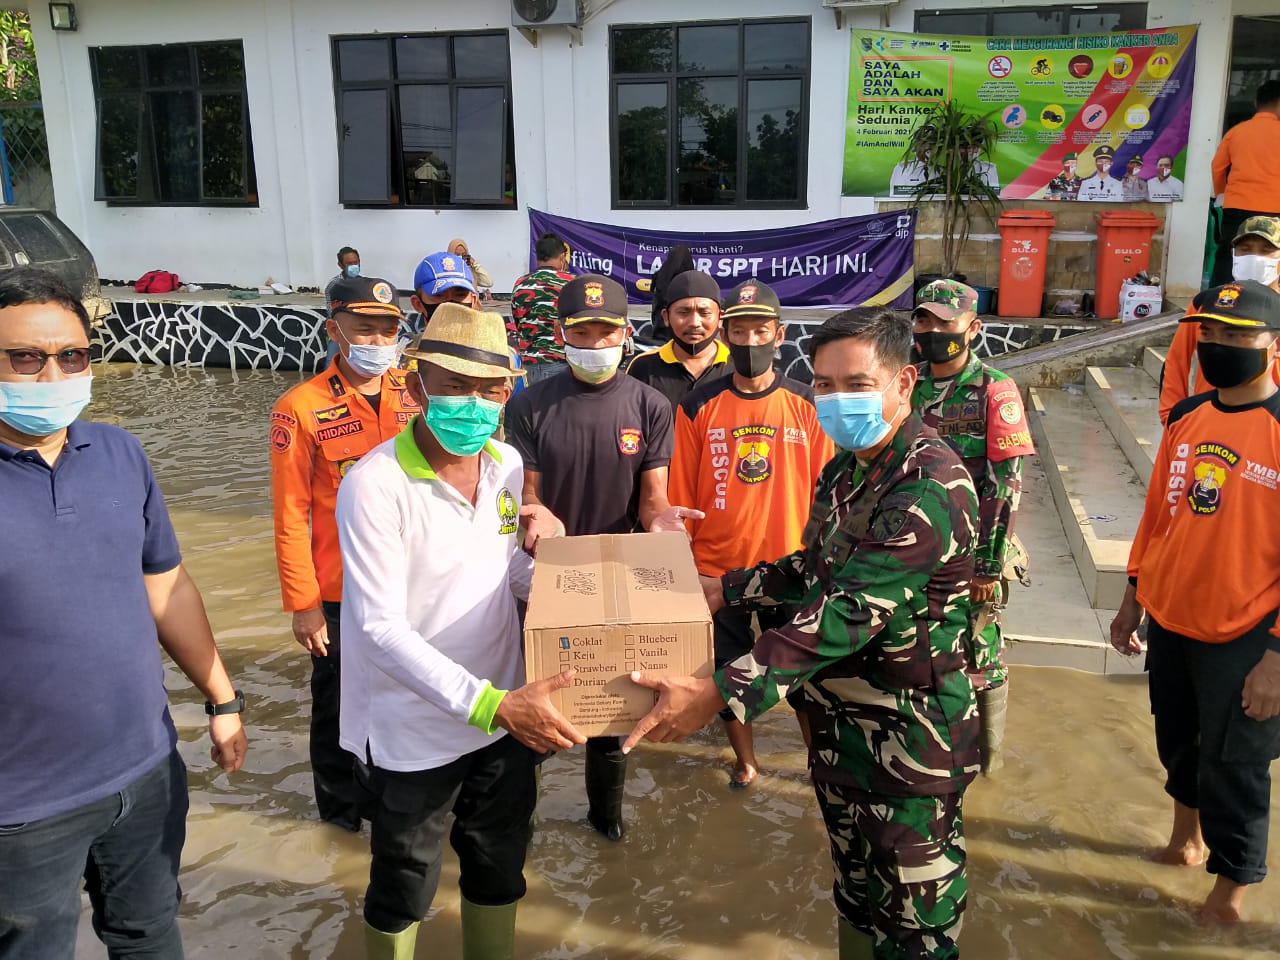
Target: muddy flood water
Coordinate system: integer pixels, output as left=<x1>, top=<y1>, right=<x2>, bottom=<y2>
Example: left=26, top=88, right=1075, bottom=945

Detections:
left=71, top=364, right=1280, bottom=959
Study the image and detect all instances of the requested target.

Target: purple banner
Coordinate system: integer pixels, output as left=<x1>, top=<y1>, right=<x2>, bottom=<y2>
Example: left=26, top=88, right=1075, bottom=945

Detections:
left=528, top=209, right=918, bottom=309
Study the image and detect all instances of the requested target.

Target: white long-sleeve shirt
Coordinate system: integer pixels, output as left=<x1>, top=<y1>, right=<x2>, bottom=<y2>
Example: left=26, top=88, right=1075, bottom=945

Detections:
left=336, top=424, right=533, bottom=771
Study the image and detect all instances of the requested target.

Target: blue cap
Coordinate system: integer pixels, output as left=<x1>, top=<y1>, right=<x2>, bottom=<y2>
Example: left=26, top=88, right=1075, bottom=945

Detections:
left=412, top=252, right=476, bottom=296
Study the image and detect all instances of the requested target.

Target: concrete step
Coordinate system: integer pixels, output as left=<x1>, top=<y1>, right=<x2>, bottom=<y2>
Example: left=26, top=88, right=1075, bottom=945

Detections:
left=1027, top=385, right=1147, bottom=610
left=1142, top=345, right=1166, bottom=384
left=1002, top=455, right=1141, bottom=674
left=1084, top=366, right=1162, bottom=485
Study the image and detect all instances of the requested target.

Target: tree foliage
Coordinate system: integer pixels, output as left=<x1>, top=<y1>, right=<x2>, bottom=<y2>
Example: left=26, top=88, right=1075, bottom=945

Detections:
left=0, top=12, right=39, bottom=102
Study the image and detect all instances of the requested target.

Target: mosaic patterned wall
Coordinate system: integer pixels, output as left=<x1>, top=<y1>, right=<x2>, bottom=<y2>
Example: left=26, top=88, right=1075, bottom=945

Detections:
left=95, top=298, right=1090, bottom=377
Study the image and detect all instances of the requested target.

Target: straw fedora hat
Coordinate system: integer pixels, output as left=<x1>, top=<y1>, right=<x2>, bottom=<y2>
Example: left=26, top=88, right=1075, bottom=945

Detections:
left=402, top=303, right=524, bottom=379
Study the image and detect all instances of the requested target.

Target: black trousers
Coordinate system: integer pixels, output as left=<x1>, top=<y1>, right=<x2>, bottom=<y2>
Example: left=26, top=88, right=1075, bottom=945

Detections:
left=356, top=735, right=537, bottom=933
left=1148, top=615, right=1280, bottom=885
left=1211, top=207, right=1274, bottom=286
left=312, top=601, right=360, bottom=827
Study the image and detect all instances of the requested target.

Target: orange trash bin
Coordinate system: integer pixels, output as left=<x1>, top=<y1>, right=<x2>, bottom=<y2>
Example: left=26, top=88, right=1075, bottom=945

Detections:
left=997, top=210, right=1056, bottom=318
left=1094, top=210, right=1161, bottom=320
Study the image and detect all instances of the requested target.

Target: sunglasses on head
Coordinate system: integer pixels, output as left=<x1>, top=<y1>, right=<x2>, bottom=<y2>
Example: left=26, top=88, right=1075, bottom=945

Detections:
left=3, top=347, right=92, bottom=375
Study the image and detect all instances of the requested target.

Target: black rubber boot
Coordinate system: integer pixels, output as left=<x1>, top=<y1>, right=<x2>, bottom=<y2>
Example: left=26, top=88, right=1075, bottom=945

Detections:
left=585, top=737, right=627, bottom=841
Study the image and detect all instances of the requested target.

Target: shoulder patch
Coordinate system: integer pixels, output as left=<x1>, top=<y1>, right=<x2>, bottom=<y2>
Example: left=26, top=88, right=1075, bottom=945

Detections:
left=869, top=491, right=921, bottom=542
left=986, top=384, right=1034, bottom=462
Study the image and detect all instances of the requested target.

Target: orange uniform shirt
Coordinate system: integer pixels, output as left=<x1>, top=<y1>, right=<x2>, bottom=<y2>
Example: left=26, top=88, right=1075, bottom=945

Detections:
left=270, top=362, right=419, bottom=611
left=1212, top=112, right=1280, bottom=213
left=669, top=376, right=834, bottom=578
left=1129, top=390, right=1280, bottom=644
left=1158, top=297, right=1280, bottom=425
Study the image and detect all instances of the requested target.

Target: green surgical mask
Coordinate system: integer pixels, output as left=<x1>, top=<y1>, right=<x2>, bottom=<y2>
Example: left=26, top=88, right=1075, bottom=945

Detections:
left=422, top=387, right=501, bottom=456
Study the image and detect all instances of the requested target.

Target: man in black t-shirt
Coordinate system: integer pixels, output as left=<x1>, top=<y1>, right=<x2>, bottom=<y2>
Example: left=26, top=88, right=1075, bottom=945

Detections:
left=628, top=270, right=731, bottom=411
left=506, top=274, right=702, bottom=841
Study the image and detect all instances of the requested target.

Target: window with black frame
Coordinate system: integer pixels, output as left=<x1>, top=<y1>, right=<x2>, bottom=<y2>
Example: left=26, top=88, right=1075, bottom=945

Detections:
left=916, top=4, right=1147, bottom=37
left=90, top=41, right=257, bottom=206
left=331, top=32, right=515, bottom=208
left=610, top=19, right=809, bottom=209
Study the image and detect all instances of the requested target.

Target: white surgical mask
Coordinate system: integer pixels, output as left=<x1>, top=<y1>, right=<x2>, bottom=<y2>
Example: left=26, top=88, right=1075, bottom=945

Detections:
left=345, top=342, right=399, bottom=377
left=564, top=344, right=624, bottom=384
left=1232, top=254, right=1280, bottom=287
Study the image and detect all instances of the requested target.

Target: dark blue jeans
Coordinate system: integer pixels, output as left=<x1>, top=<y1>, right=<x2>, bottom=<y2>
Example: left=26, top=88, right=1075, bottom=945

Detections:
left=0, top=748, right=188, bottom=959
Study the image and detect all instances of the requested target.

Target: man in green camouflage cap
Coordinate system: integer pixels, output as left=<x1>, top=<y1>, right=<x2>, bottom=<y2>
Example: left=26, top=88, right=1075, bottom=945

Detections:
left=1047, top=152, right=1082, bottom=200
left=912, top=278, right=1035, bottom=775
left=623, top=308, right=981, bottom=960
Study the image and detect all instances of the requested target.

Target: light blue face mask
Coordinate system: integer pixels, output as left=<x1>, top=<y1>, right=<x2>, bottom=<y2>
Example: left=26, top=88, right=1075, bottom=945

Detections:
left=344, top=263, right=360, bottom=279
left=0, top=375, right=93, bottom=437
left=344, top=342, right=398, bottom=377
left=814, top=381, right=901, bottom=453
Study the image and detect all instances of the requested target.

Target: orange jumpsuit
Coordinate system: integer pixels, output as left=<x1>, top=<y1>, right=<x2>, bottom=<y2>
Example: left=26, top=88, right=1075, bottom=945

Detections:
left=270, top=362, right=419, bottom=611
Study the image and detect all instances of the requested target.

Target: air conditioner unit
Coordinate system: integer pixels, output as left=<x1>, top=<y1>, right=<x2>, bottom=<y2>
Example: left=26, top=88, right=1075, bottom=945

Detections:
left=511, top=0, right=583, bottom=29
left=822, top=0, right=900, bottom=29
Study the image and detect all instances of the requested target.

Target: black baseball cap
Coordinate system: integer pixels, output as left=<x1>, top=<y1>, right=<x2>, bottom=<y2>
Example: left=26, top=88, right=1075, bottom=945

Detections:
left=1184, top=280, right=1280, bottom=331
left=665, top=270, right=721, bottom=307
left=722, top=279, right=782, bottom=321
left=557, top=274, right=628, bottom=327
left=328, top=275, right=404, bottom=319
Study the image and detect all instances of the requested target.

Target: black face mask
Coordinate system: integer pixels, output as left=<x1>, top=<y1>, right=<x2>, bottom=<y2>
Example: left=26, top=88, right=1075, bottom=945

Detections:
left=914, top=331, right=969, bottom=366
left=1197, top=341, right=1271, bottom=389
left=673, top=333, right=717, bottom=356
left=728, top=342, right=776, bottom=379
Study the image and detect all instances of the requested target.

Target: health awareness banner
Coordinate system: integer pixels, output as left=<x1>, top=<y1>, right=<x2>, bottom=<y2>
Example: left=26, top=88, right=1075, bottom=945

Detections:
left=528, top=208, right=918, bottom=309
left=842, top=25, right=1197, bottom=202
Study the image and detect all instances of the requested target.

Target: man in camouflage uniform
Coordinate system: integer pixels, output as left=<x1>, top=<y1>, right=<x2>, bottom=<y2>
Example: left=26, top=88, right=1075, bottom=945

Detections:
left=911, top=280, right=1034, bottom=776
left=624, top=309, right=981, bottom=960
left=1047, top=152, right=1082, bottom=200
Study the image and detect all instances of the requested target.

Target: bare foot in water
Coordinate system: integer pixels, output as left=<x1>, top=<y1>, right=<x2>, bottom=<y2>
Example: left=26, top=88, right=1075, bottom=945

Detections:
left=1151, top=800, right=1205, bottom=865
left=1197, top=877, right=1245, bottom=925
left=729, top=760, right=758, bottom=789
left=1149, top=840, right=1206, bottom=866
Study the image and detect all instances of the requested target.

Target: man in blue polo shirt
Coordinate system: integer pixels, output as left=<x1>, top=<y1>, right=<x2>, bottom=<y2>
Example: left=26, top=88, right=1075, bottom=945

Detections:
left=0, top=268, right=248, bottom=959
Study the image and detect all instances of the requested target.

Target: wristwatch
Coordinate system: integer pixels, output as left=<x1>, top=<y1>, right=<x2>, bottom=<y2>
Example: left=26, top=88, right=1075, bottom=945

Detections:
left=205, top=690, right=246, bottom=716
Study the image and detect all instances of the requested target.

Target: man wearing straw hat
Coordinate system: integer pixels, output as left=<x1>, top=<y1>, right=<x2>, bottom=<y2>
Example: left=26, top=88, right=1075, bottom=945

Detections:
left=335, top=303, right=585, bottom=960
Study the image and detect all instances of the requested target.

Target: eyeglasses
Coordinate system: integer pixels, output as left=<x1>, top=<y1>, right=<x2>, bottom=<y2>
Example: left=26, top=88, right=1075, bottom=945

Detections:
left=2, top=347, right=92, bottom=374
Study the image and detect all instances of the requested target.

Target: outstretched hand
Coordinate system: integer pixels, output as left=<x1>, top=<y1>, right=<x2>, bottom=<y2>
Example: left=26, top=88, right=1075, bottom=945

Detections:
left=519, top=503, right=565, bottom=555
left=494, top=668, right=587, bottom=754
left=648, top=505, right=707, bottom=534
left=621, top=672, right=726, bottom=753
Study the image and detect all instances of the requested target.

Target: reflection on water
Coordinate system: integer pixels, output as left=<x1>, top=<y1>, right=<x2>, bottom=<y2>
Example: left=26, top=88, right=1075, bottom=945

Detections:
left=76, top=365, right=1280, bottom=959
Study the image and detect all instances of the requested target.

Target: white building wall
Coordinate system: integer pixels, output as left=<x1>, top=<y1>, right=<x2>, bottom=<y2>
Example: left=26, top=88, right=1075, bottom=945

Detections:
left=27, top=0, right=1249, bottom=299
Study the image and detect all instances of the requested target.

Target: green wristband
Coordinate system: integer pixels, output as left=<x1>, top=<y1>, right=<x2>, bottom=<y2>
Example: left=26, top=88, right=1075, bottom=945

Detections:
left=467, top=681, right=508, bottom=735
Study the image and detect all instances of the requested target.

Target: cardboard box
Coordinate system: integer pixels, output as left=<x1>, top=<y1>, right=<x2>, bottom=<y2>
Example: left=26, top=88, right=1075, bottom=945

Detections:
left=1119, top=280, right=1163, bottom=323
left=523, top=532, right=714, bottom=738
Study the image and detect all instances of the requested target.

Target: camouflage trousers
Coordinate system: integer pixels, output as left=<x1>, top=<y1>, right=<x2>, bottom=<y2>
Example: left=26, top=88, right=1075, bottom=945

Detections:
left=968, top=584, right=1009, bottom=689
left=815, top=782, right=966, bottom=960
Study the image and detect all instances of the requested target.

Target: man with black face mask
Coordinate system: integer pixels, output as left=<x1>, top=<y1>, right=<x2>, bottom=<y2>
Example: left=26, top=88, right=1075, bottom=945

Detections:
left=668, top=279, right=833, bottom=787
left=1112, top=279, right=1280, bottom=926
left=410, top=251, right=480, bottom=334
left=911, top=279, right=1034, bottom=775
left=627, top=270, right=731, bottom=410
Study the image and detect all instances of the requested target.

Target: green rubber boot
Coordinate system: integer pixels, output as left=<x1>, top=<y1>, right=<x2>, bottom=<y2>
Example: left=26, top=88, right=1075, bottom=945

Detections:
left=461, top=898, right=516, bottom=960
left=838, top=918, right=875, bottom=960
left=364, top=921, right=419, bottom=960
left=977, top=681, right=1010, bottom=774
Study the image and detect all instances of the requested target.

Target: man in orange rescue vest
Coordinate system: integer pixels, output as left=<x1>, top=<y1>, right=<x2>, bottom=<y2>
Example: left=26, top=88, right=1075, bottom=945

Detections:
left=270, top=274, right=419, bottom=831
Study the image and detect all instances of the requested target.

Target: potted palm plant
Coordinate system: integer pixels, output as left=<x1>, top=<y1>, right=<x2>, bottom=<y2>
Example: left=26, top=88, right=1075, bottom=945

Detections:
left=899, top=101, right=1002, bottom=301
